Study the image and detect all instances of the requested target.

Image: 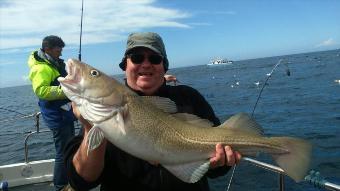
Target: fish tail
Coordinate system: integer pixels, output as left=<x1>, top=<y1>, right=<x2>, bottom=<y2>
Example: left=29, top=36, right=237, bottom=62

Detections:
left=270, top=137, right=312, bottom=182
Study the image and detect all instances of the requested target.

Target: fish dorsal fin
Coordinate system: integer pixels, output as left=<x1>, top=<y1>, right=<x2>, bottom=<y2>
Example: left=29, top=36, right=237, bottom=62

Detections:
left=172, top=113, right=214, bottom=127
left=86, top=125, right=105, bottom=155
left=163, top=160, right=210, bottom=183
left=220, top=113, right=264, bottom=136
left=141, top=96, right=177, bottom=113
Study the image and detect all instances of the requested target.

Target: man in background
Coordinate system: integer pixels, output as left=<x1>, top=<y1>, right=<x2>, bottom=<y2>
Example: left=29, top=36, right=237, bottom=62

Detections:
left=28, top=35, right=76, bottom=191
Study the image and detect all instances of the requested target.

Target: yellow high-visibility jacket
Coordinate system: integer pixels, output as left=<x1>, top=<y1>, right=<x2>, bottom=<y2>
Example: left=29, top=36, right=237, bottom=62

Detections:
left=28, top=50, right=66, bottom=100
left=28, top=50, right=75, bottom=128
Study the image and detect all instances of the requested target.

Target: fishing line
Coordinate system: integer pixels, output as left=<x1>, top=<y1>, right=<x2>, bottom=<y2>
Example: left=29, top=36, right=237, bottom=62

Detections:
left=225, top=165, right=237, bottom=191
left=0, top=107, right=37, bottom=123
left=0, top=113, right=36, bottom=123
left=0, top=107, right=30, bottom=117
left=0, top=131, right=35, bottom=137
left=0, top=124, right=83, bottom=137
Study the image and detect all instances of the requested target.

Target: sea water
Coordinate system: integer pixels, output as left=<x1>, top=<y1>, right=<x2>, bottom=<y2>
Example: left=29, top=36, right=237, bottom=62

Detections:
left=1, top=49, right=339, bottom=190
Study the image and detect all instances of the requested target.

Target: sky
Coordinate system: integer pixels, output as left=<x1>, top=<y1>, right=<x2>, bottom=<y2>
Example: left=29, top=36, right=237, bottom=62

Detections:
left=0, top=0, right=339, bottom=88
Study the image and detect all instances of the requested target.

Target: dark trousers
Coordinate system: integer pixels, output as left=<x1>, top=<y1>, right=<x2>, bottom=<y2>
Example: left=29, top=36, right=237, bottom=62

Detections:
left=50, top=122, right=75, bottom=191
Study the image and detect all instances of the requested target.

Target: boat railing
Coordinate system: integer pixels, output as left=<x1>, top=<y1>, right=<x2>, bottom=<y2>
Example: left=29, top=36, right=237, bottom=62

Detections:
left=241, top=157, right=285, bottom=191
left=242, top=157, right=340, bottom=191
left=23, top=112, right=83, bottom=164
left=7, top=112, right=340, bottom=191
left=23, top=112, right=51, bottom=163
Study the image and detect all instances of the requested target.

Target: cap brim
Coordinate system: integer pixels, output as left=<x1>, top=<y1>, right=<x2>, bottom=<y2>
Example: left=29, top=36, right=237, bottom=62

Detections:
left=126, top=45, right=162, bottom=55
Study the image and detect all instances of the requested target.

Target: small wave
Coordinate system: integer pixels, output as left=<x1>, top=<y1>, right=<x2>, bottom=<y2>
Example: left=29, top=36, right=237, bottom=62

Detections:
left=305, top=133, right=337, bottom=140
left=318, top=161, right=340, bottom=169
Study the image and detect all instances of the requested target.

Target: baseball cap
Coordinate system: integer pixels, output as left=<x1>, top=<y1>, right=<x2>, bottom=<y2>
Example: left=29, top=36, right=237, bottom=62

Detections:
left=119, top=32, right=169, bottom=71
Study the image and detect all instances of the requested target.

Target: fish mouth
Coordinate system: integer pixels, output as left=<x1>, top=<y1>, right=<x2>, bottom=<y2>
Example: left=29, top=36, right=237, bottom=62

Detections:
left=58, top=59, right=82, bottom=92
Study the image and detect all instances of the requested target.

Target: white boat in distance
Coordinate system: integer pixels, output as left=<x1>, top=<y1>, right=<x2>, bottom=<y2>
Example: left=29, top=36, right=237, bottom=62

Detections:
left=208, top=57, right=233, bottom=65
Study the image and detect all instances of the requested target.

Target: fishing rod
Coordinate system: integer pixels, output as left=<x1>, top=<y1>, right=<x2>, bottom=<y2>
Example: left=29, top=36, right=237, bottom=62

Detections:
left=251, top=59, right=291, bottom=117
left=226, top=58, right=291, bottom=191
left=78, top=0, right=84, bottom=61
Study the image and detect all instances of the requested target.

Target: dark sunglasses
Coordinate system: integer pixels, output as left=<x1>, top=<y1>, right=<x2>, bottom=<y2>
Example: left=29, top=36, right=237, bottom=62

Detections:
left=127, top=53, right=163, bottom=65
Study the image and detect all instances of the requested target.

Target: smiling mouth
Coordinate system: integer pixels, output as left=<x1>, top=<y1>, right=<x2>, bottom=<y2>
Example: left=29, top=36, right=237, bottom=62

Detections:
left=138, top=72, right=153, bottom=77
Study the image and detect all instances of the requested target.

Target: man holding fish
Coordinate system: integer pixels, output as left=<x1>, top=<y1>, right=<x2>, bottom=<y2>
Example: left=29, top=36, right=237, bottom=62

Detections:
left=64, top=32, right=242, bottom=190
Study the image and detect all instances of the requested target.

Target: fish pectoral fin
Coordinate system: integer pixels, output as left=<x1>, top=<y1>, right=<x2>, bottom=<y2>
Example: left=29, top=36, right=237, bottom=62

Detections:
left=163, top=160, right=210, bottom=183
left=172, top=113, right=214, bottom=127
left=220, top=112, right=264, bottom=136
left=86, top=125, right=105, bottom=155
left=140, top=96, right=177, bottom=113
left=116, top=110, right=126, bottom=135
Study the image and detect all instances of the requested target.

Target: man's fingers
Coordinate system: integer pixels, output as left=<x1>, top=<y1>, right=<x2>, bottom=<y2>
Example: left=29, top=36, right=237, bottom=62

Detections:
left=225, top=146, right=236, bottom=166
left=235, top=151, right=242, bottom=164
left=210, top=144, right=242, bottom=169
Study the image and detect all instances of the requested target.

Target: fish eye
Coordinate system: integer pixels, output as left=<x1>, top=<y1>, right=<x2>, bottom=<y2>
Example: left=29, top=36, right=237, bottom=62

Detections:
left=90, top=70, right=100, bottom=77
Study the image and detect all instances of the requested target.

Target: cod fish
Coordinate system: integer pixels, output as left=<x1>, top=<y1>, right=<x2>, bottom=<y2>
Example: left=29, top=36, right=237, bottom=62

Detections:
left=58, top=59, right=312, bottom=183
